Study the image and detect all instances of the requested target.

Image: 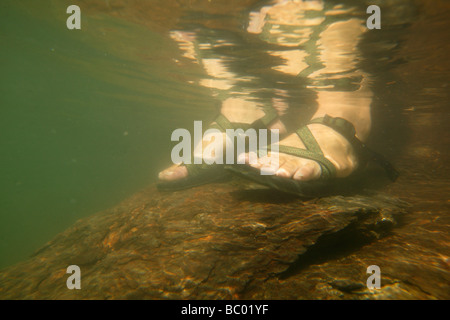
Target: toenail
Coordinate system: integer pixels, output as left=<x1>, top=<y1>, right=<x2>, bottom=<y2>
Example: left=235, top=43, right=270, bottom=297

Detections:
left=237, top=153, right=246, bottom=164
left=276, top=168, right=289, bottom=177
left=293, top=171, right=304, bottom=180
left=261, top=165, right=278, bottom=176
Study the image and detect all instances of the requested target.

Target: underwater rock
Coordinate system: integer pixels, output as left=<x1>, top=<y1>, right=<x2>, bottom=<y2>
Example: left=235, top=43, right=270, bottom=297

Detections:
left=0, top=177, right=422, bottom=299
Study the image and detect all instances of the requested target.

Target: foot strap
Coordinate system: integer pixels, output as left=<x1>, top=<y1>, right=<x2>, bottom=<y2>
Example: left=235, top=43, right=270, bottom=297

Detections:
left=209, top=105, right=279, bottom=132
left=276, top=115, right=399, bottom=181
left=186, top=107, right=279, bottom=176
left=278, top=124, right=337, bottom=180
left=310, top=115, right=399, bottom=181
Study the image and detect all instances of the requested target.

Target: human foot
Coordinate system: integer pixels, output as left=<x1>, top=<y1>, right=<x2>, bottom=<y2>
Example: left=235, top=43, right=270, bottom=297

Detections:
left=244, top=118, right=360, bottom=181
left=158, top=97, right=287, bottom=182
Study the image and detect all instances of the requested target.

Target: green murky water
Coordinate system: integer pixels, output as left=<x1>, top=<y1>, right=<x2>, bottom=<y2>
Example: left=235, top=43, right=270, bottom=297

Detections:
left=0, top=0, right=217, bottom=268
left=1, top=0, right=449, bottom=276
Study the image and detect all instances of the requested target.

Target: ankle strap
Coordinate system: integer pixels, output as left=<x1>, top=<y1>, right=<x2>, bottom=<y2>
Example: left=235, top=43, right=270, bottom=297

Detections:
left=310, top=115, right=399, bottom=182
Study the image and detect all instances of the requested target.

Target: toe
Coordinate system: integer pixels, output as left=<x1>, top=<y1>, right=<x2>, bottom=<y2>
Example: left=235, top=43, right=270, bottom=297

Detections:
left=158, top=164, right=188, bottom=181
left=259, top=153, right=281, bottom=175
left=275, top=158, right=299, bottom=178
left=238, top=152, right=258, bottom=166
left=245, top=152, right=271, bottom=169
left=293, top=161, right=321, bottom=181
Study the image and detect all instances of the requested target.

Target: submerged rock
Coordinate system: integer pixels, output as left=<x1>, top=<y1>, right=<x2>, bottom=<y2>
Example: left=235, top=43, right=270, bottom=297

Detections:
left=0, top=177, right=417, bottom=299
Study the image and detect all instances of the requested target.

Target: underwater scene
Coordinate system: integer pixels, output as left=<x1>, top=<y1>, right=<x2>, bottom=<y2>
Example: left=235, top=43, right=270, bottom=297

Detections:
left=0, top=0, right=449, bottom=301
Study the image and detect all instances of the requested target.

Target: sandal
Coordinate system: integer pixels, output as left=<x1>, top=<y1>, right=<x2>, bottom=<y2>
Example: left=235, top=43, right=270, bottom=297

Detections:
left=225, top=114, right=399, bottom=197
left=157, top=106, right=280, bottom=191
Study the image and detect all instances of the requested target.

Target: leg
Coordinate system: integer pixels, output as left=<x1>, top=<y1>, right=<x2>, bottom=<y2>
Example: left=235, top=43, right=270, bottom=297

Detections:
left=160, top=32, right=287, bottom=182
left=248, top=16, right=373, bottom=181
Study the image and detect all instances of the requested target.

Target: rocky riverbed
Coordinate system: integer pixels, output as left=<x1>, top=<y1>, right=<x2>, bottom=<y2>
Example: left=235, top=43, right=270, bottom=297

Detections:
left=0, top=175, right=427, bottom=299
